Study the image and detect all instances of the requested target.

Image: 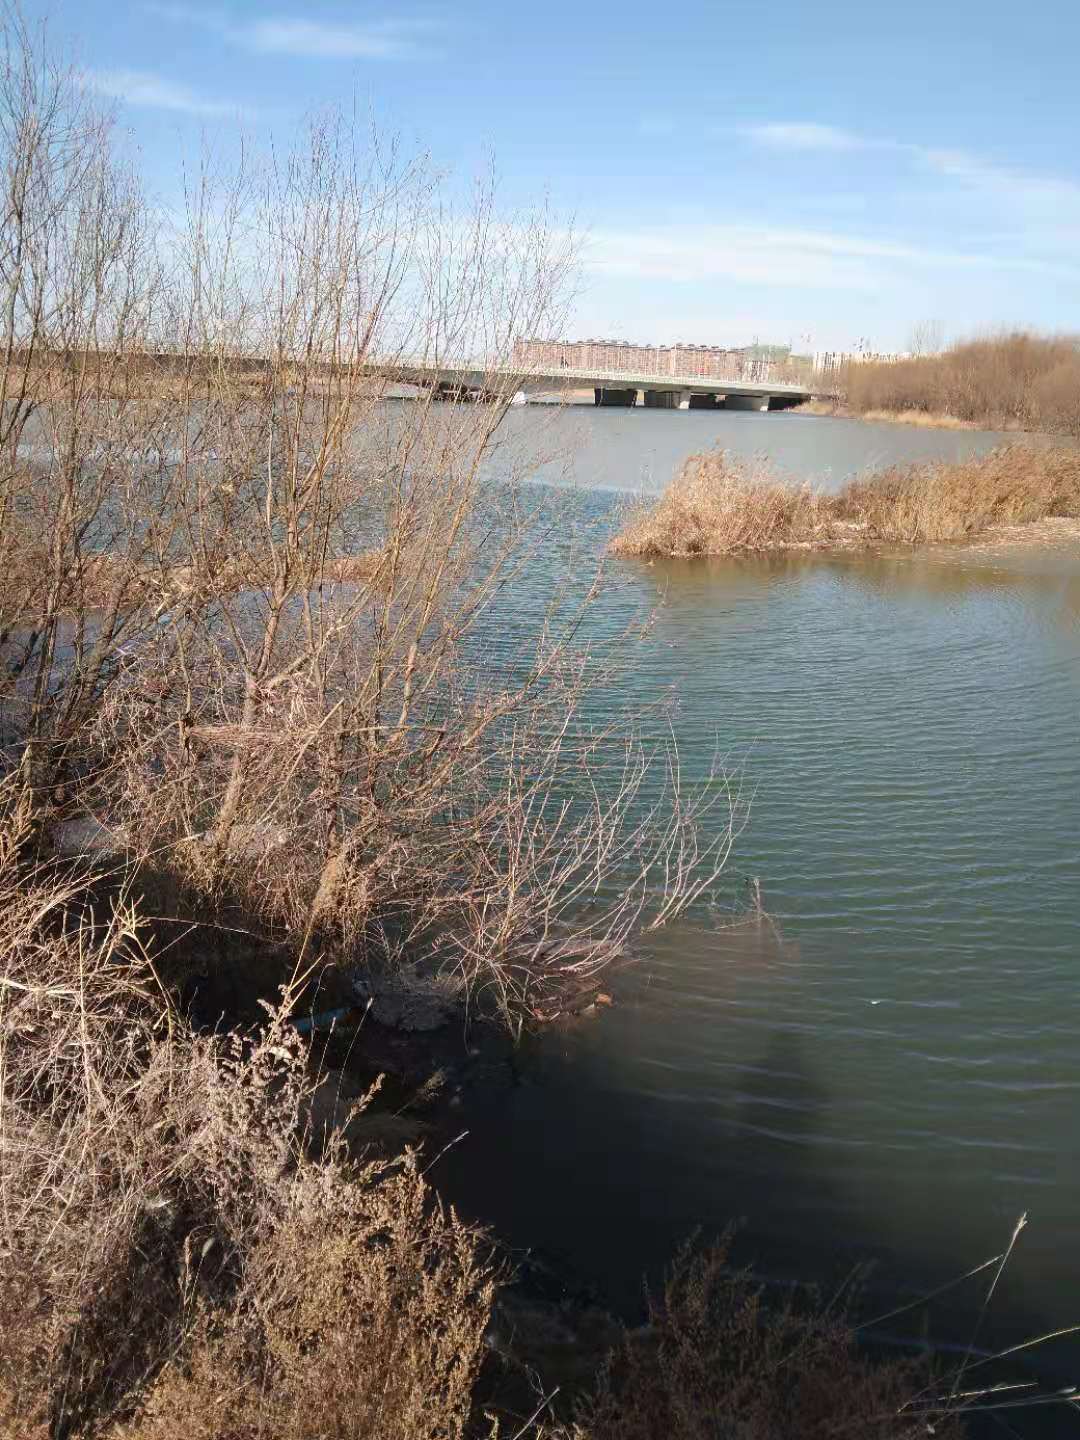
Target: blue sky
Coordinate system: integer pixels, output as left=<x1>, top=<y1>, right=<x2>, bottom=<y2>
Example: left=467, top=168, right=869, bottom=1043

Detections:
left=28, top=0, right=1080, bottom=352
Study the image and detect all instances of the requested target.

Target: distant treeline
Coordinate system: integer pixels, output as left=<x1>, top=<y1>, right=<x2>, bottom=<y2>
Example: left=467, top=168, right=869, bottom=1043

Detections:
left=839, top=333, right=1080, bottom=434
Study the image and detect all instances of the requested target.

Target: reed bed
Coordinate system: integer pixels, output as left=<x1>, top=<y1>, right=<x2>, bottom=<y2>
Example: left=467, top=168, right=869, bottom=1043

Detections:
left=610, top=444, right=1080, bottom=558
left=794, top=401, right=984, bottom=430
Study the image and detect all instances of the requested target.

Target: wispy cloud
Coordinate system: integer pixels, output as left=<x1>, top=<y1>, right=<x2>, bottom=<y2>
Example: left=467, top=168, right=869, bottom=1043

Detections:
left=84, top=66, right=245, bottom=116
left=923, top=147, right=1080, bottom=227
left=738, top=120, right=1080, bottom=255
left=737, top=121, right=883, bottom=153
left=585, top=221, right=1075, bottom=293
left=144, top=3, right=437, bottom=60
left=741, top=119, right=1080, bottom=219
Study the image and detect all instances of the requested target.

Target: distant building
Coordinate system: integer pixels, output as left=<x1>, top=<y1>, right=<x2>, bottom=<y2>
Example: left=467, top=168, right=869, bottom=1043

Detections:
left=512, top=337, right=788, bottom=383
left=512, top=338, right=901, bottom=384
left=813, top=350, right=907, bottom=374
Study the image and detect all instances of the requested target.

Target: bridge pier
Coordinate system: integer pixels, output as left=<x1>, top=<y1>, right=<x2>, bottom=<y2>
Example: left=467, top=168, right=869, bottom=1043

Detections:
left=594, top=386, right=638, bottom=407
left=723, top=393, right=771, bottom=412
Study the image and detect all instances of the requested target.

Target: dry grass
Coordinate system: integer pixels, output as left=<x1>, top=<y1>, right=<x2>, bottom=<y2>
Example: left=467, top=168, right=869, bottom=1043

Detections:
left=611, top=453, right=832, bottom=558
left=547, top=1238, right=965, bottom=1440
left=610, top=445, right=1080, bottom=557
left=792, top=401, right=983, bottom=431
left=113, top=1165, right=494, bottom=1440
left=860, top=409, right=981, bottom=430
left=0, top=776, right=496, bottom=1440
left=837, top=332, right=1080, bottom=434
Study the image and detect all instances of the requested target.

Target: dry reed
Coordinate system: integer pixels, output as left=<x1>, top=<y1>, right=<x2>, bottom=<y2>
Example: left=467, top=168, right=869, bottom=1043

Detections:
left=610, top=445, right=1080, bottom=558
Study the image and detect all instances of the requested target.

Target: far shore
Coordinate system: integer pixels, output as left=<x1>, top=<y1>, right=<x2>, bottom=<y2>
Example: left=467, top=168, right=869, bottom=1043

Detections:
left=788, top=400, right=1026, bottom=432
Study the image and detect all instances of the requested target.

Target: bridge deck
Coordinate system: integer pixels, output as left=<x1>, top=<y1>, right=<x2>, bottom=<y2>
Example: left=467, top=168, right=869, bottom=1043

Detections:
left=392, top=358, right=813, bottom=399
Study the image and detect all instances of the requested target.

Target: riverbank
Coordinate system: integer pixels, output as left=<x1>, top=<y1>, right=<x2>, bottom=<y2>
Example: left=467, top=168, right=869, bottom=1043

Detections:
left=1, top=828, right=981, bottom=1439
left=792, top=399, right=988, bottom=430
left=610, top=443, right=1080, bottom=558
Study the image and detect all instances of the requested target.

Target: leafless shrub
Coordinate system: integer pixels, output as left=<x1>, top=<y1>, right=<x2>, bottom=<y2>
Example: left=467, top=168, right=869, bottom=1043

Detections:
left=611, top=445, right=1080, bottom=557
left=840, top=332, right=1080, bottom=434
left=0, top=1, right=733, bottom=1029
left=0, top=770, right=497, bottom=1439
left=0, top=5, right=185, bottom=814
left=113, top=1161, right=495, bottom=1440
left=547, top=1237, right=965, bottom=1440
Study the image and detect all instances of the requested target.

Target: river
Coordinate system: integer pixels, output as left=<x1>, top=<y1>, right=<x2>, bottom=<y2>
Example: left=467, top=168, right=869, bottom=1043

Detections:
left=439, top=406, right=1080, bottom=1390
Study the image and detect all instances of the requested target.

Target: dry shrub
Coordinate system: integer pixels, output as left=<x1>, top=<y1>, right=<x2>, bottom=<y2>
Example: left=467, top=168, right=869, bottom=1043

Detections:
left=114, top=1163, right=494, bottom=1440
left=611, top=445, right=1080, bottom=557
left=0, top=2, right=735, bottom=1032
left=554, top=1239, right=964, bottom=1440
left=841, top=332, right=1080, bottom=434
left=0, top=776, right=495, bottom=1440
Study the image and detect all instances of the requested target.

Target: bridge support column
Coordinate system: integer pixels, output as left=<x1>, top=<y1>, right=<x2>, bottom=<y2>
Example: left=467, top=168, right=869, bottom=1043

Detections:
left=643, top=388, right=679, bottom=408
left=594, top=386, right=638, bottom=407
left=723, top=393, right=771, bottom=412
left=688, top=392, right=720, bottom=409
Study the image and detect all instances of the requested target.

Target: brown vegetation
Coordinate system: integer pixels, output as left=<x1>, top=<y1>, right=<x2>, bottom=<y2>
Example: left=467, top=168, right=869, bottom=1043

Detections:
left=0, top=1, right=735, bottom=1031
left=793, top=400, right=982, bottom=430
left=0, top=806, right=974, bottom=1440
left=0, top=10, right=737, bottom=1432
left=0, top=779, right=496, bottom=1440
left=548, top=1239, right=965, bottom=1440
left=0, top=8, right=1065, bottom=1437
left=610, top=444, right=1080, bottom=558
left=834, top=333, right=1080, bottom=434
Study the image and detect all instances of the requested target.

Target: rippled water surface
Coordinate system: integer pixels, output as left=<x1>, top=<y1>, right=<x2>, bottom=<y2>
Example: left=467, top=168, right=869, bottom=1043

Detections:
left=443, top=408, right=1080, bottom=1380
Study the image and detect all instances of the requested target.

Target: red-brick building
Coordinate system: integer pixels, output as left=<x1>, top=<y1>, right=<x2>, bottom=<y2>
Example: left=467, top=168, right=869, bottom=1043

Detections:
left=512, top=337, right=774, bottom=381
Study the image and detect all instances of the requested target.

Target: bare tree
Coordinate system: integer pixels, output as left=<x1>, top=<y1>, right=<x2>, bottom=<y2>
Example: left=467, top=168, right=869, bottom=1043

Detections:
left=0, top=2, right=182, bottom=823
left=908, top=318, right=944, bottom=359
left=0, top=3, right=736, bottom=1025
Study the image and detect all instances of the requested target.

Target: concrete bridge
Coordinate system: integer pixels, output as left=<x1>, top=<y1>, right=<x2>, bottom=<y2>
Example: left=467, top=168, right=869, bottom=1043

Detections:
left=389, top=357, right=818, bottom=411
left=16, top=347, right=821, bottom=412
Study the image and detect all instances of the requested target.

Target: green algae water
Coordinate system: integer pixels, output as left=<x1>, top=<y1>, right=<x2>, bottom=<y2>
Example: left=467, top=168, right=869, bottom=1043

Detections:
left=441, top=407, right=1080, bottom=1386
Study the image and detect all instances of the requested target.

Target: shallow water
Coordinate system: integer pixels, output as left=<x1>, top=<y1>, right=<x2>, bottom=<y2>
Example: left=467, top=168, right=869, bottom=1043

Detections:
left=441, top=408, right=1080, bottom=1387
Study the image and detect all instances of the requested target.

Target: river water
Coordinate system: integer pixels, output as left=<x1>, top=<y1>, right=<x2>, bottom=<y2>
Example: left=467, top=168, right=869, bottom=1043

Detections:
left=435, top=406, right=1080, bottom=1388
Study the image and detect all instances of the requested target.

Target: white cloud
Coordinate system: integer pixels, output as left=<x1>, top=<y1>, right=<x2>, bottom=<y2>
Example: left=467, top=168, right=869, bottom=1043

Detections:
left=84, top=67, right=243, bottom=116
left=741, top=120, right=1080, bottom=227
left=738, top=122, right=884, bottom=153
left=144, top=4, right=436, bottom=60
left=584, top=222, right=1075, bottom=293
left=923, top=147, right=1080, bottom=229
left=247, top=17, right=428, bottom=59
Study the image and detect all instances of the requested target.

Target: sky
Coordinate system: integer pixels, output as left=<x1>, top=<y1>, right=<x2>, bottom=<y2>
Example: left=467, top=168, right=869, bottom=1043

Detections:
left=23, top=0, right=1080, bottom=352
